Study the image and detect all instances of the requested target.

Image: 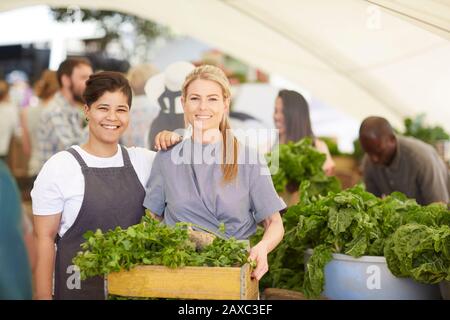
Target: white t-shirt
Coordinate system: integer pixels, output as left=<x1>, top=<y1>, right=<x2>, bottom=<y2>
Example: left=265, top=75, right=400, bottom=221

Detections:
left=31, top=145, right=155, bottom=237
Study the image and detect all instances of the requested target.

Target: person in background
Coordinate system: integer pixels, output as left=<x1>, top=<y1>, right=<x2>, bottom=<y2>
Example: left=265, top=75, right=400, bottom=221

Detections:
left=0, top=80, right=19, bottom=163
left=0, top=160, right=33, bottom=299
left=6, top=70, right=33, bottom=108
left=145, top=61, right=196, bottom=151
left=32, top=71, right=155, bottom=300
left=21, top=70, right=59, bottom=179
left=121, top=64, right=160, bottom=148
left=359, top=116, right=449, bottom=205
left=36, top=58, right=93, bottom=170
left=274, top=89, right=335, bottom=176
left=144, top=65, right=285, bottom=280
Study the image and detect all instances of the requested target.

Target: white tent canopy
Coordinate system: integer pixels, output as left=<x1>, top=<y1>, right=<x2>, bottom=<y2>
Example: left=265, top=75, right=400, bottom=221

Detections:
left=1, top=0, right=449, bottom=132
left=0, top=5, right=100, bottom=46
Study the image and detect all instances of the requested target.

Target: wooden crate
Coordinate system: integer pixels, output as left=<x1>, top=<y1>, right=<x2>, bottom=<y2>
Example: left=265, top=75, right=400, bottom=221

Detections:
left=263, top=288, right=328, bottom=300
left=107, top=263, right=259, bottom=300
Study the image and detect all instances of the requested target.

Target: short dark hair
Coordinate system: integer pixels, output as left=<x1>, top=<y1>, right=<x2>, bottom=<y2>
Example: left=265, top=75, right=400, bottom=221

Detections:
left=57, top=57, right=92, bottom=87
left=359, top=116, right=395, bottom=139
left=278, top=89, right=314, bottom=142
left=83, top=71, right=132, bottom=108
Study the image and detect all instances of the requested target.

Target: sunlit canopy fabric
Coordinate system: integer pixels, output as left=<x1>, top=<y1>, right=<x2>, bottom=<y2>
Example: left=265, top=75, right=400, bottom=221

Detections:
left=1, top=0, right=449, bottom=131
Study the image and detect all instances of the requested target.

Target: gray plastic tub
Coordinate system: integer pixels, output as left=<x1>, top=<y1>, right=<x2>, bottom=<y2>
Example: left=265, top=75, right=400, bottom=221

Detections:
left=440, top=281, right=450, bottom=300
left=305, top=249, right=442, bottom=300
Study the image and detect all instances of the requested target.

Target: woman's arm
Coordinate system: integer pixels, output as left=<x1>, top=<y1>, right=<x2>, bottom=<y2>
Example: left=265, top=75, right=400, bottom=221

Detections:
left=143, top=153, right=166, bottom=220
left=315, top=139, right=335, bottom=176
left=22, top=212, right=37, bottom=281
left=249, top=212, right=284, bottom=280
left=33, top=213, right=61, bottom=300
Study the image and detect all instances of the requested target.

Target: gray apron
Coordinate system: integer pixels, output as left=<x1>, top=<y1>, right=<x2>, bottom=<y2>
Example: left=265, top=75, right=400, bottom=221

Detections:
left=54, top=146, right=145, bottom=300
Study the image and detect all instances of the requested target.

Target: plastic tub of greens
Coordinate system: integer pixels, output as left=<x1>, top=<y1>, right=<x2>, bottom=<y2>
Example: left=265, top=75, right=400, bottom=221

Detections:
left=305, top=249, right=442, bottom=300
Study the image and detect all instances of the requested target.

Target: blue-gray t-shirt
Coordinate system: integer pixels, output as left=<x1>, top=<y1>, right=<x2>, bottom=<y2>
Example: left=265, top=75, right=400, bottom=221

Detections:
left=143, top=139, right=286, bottom=239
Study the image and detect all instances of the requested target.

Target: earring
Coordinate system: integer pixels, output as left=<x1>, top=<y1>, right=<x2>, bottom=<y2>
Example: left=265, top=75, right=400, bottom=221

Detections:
left=85, top=117, right=89, bottom=122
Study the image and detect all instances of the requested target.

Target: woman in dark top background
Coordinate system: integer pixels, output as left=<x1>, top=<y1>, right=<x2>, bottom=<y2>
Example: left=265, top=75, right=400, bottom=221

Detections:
left=274, top=89, right=335, bottom=176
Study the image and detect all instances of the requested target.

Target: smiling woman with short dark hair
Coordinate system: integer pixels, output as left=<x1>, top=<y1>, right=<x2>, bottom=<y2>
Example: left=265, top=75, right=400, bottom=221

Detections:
left=32, top=71, right=156, bottom=300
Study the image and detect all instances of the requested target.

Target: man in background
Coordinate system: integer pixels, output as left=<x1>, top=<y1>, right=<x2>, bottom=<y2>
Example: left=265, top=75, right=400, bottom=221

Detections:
left=36, top=58, right=93, bottom=169
left=359, top=116, right=449, bottom=205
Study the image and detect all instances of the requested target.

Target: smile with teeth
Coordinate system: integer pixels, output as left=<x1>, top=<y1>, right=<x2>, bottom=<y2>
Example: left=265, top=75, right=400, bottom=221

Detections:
left=101, top=124, right=120, bottom=130
left=195, top=115, right=212, bottom=120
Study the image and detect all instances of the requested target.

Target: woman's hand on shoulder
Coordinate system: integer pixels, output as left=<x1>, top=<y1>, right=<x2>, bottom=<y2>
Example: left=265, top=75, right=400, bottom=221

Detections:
left=154, top=130, right=182, bottom=151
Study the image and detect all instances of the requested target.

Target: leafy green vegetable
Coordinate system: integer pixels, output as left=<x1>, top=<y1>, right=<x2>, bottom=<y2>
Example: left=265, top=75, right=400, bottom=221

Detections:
left=403, top=114, right=449, bottom=146
left=384, top=223, right=450, bottom=284
left=302, top=245, right=333, bottom=299
left=266, top=137, right=341, bottom=198
left=73, top=215, right=251, bottom=281
left=251, top=223, right=308, bottom=291
left=253, top=184, right=450, bottom=298
left=260, top=137, right=449, bottom=298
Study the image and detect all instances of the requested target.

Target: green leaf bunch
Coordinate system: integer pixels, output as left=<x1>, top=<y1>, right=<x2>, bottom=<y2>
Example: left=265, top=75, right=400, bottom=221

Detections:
left=73, top=215, right=250, bottom=280
left=404, top=114, right=449, bottom=145
left=266, top=138, right=341, bottom=198
left=252, top=185, right=450, bottom=298
left=384, top=223, right=450, bottom=284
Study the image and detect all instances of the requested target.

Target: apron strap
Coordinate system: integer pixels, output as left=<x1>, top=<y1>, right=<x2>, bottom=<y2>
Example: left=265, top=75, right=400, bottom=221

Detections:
left=120, top=145, right=132, bottom=167
left=67, top=146, right=132, bottom=169
left=66, top=148, right=88, bottom=170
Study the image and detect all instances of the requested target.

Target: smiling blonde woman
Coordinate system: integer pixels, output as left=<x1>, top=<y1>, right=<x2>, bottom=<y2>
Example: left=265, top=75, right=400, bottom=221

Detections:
left=144, top=65, right=286, bottom=281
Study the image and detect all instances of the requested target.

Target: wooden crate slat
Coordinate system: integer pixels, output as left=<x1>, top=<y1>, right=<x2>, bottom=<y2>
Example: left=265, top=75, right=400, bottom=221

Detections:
left=241, top=264, right=259, bottom=300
